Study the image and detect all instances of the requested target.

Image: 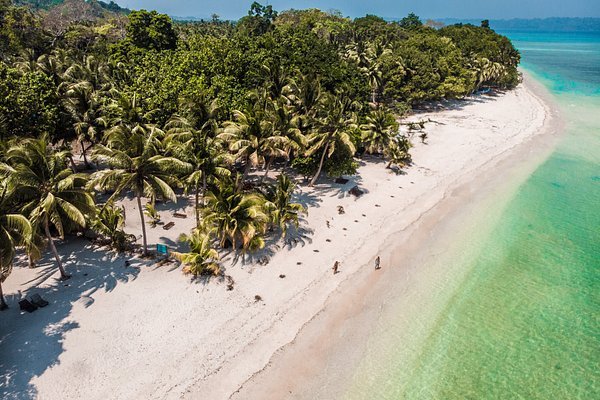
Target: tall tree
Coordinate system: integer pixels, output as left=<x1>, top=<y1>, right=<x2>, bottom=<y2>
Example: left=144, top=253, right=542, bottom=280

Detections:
left=3, top=137, right=95, bottom=280
left=91, top=126, right=191, bottom=255
left=201, top=178, right=269, bottom=251
left=165, top=113, right=230, bottom=225
left=307, top=93, right=359, bottom=185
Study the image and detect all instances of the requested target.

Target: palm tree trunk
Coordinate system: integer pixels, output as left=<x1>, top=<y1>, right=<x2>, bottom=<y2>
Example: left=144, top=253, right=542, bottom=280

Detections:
left=136, top=194, right=148, bottom=256
left=44, top=217, right=70, bottom=280
left=68, top=155, right=78, bottom=173
left=194, top=182, right=200, bottom=226
left=80, top=141, right=90, bottom=169
left=28, top=254, right=35, bottom=268
left=202, top=173, right=207, bottom=205
left=238, top=160, right=251, bottom=191
left=310, top=142, right=329, bottom=186
left=261, top=157, right=272, bottom=183
left=0, top=281, right=7, bottom=310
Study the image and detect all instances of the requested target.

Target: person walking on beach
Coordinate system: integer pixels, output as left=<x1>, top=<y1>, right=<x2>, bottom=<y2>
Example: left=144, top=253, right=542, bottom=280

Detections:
left=375, top=256, right=381, bottom=270
left=333, top=261, right=340, bottom=274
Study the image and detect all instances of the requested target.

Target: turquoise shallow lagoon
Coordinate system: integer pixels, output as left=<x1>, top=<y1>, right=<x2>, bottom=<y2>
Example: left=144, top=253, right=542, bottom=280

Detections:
left=347, top=31, right=600, bottom=399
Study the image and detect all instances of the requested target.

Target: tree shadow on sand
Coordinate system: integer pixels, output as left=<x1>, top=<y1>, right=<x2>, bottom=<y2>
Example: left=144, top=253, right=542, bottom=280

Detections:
left=224, top=218, right=314, bottom=269
left=0, top=238, right=142, bottom=400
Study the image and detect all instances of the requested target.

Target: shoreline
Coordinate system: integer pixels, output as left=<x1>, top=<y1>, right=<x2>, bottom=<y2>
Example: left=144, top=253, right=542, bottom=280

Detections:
left=0, top=74, right=562, bottom=400
left=230, top=74, right=564, bottom=399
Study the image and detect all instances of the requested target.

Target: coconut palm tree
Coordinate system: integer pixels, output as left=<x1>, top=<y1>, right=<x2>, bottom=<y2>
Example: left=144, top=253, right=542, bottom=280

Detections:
left=62, top=55, right=112, bottom=94
left=263, top=174, right=306, bottom=235
left=64, top=82, right=107, bottom=168
left=3, top=137, right=95, bottom=280
left=361, top=109, right=398, bottom=154
left=287, top=73, right=323, bottom=119
left=384, top=137, right=412, bottom=170
left=91, top=127, right=191, bottom=256
left=201, top=178, right=269, bottom=251
left=220, top=103, right=288, bottom=188
left=92, top=203, right=134, bottom=252
left=173, top=229, right=220, bottom=276
left=307, top=93, right=359, bottom=186
left=0, top=181, right=32, bottom=310
left=165, top=114, right=230, bottom=224
left=270, top=99, right=306, bottom=169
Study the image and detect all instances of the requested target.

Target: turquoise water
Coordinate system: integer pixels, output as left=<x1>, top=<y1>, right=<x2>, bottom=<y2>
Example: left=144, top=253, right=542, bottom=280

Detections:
left=348, top=31, right=600, bottom=398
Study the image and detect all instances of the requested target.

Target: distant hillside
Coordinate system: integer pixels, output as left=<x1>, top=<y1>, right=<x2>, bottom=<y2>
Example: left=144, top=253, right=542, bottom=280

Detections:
left=435, top=17, right=600, bottom=33
left=14, top=0, right=129, bottom=14
left=13, top=0, right=130, bottom=35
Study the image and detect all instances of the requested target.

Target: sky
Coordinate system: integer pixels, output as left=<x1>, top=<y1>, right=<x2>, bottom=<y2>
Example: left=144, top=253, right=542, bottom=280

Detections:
left=114, top=0, right=600, bottom=20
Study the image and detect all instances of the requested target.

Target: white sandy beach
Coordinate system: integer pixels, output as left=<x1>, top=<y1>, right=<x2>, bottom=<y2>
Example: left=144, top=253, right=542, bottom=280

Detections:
left=0, top=76, right=558, bottom=400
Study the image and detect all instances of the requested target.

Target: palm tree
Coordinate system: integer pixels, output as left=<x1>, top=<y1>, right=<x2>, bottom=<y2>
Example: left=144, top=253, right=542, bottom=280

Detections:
left=91, top=127, right=191, bottom=256
left=62, top=55, right=112, bottom=94
left=220, top=103, right=287, bottom=188
left=0, top=182, right=32, bottom=310
left=270, top=99, right=306, bottom=169
left=64, top=82, right=107, bottom=168
left=165, top=114, right=230, bottom=225
left=307, top=93, right=359, bottom=186
left=173, top=229, right=220, bottom=276
left=261, top=63, right=291, bottom=101
left=92, top=203, right=133, bottom=252
left=263, top=174, right=306, bottom=235
left=384, top=137, right=412, bottom=170
left=3, top=138, right=95, bottom=280
left=201, top=178, right=269, bottom=251
left=361, top=109, right=398, bottom=154
left=287, top=74, right=323, bottom=118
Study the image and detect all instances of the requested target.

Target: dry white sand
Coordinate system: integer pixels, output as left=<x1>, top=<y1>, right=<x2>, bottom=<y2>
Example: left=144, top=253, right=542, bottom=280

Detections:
left=0, top=77, right=556, bottom=400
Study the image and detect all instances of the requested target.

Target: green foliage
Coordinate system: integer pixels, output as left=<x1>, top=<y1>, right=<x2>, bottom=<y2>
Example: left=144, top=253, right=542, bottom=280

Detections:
left=174, top=229, right=220, bottom=276
left=126, top=9, right=177, bottom=51
left=262, top=174, right=306, bottom=234
left=0, top=62, right=59, bottom=139
left=399, top=13, right=423, bottom=29
left=93, top=203, right=133, bottom=252
left=0, top=3, right=523, bottom=283
left=144, top=202, right=161, bottom=227
left=439, top=23, right=520, bottom=88
left=201, top=177, right=269, bottom=251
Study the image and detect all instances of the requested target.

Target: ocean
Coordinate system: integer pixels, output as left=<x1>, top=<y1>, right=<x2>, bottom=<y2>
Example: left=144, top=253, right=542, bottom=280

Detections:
left=345, top=31, right=600, bottom=398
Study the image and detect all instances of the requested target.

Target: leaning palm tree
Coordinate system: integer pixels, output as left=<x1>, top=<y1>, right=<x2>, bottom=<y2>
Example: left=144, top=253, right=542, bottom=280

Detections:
left=201, top=178, right=269, bottom=252
left=3, top=138, right=95, bottom=280
left=361, top=109, right=398, bottom=154
left=0, top=184, right=32, bottom=310
left=307, top=93, right=359, bottom=186
left=91, top=127, right=191, bottom=255
left=173, top=229, right=221, bottom=276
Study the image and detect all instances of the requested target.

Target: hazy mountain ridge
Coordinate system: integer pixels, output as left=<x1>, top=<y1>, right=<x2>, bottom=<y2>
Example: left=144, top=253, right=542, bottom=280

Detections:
left=14, top=0, right=129, bottom=14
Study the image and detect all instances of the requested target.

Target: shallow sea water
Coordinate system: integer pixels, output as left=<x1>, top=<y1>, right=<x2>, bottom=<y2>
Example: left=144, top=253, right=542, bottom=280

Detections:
left=346, top=31, right=600, bottom=399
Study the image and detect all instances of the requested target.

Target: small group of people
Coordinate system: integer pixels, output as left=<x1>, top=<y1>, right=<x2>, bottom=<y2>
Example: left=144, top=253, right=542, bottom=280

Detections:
left=333, top=255, right=382, bottom=275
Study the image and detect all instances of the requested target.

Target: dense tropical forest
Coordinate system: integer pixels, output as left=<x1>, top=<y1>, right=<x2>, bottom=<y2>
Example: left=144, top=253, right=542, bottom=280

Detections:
left=0, top=0, right=520, bottom=308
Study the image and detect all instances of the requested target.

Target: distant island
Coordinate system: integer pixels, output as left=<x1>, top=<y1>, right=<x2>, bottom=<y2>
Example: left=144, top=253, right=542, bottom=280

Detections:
left=435, top=17, right=600, bottom=32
